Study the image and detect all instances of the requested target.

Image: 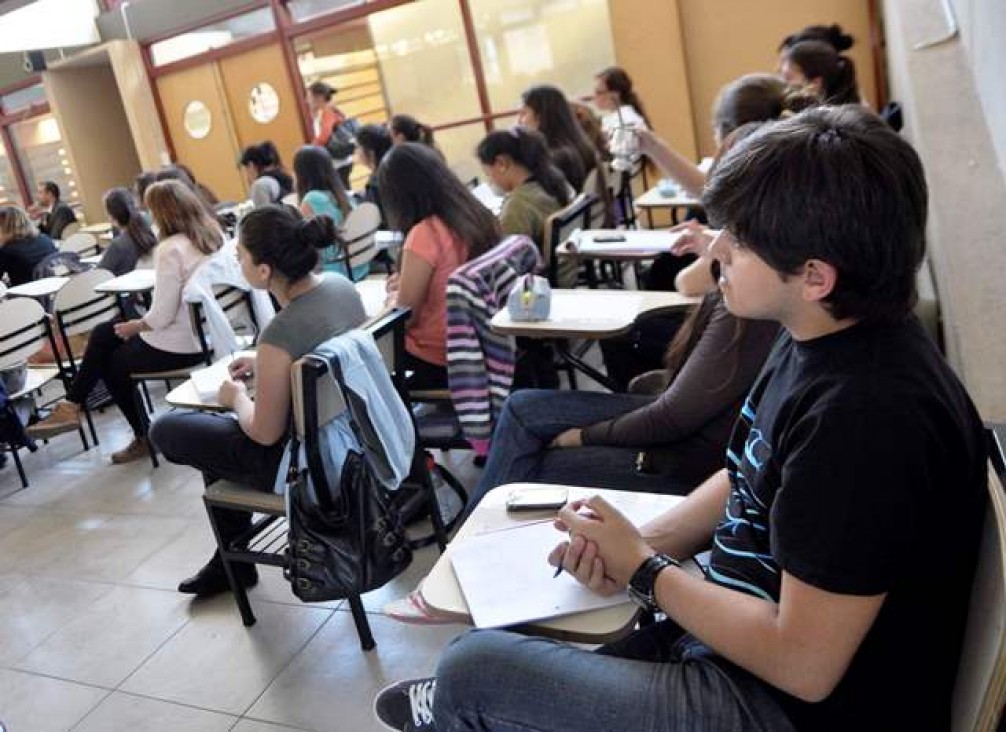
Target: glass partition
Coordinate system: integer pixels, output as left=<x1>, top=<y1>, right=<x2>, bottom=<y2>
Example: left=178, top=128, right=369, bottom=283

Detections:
left=149, top=7, right=276, bottom=67
left=9, top=113, right=78, bottom=206
left=468, top=0, right=615, bottom=113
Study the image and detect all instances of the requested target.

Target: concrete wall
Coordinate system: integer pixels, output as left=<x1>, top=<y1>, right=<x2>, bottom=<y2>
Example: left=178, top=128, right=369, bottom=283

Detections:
left=883, top=0, right=1006, bottom=420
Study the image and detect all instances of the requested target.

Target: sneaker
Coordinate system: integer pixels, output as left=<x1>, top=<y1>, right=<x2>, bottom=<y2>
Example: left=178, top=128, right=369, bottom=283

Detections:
left=111, top=436, right=150, bottom=464
left=374, top=678, right=438, bottom=731
left=384, top=589, right=456, bottom=625
left=26, top=401, right=81, bottom=439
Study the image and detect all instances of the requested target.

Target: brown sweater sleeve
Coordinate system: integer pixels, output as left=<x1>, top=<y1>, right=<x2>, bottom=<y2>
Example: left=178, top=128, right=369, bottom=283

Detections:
left=581, top=300, right=779, bottom=448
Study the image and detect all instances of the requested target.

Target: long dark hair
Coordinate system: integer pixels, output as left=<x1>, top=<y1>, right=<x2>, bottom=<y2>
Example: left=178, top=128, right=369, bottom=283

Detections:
left=356, top=124, right=393, bottom=167
left=390, top=114, right=435, bottom=146
left=103, top=187, right=156, bottom=257
left=378, top=142, right=500, bottom=260
left=239, top=205, right=335, bottom=282
left=293, top=145, right=351, bottom=217
left=596, top=66, right=651, bottom=128
left=521, top=85, right=597, bottom=183
left=783, top=40, right=860, bottom=105
left=476, top=128, right=571, bottom=207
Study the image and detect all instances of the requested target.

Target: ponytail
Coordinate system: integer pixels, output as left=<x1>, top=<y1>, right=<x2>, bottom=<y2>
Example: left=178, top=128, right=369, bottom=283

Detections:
left=783, top=40, right=860, bottom=105
left=597, top=66, right=651, bottom=128
left=391, top=114, right=436, bottom=147
left=477, top=128, right=571, bottom=207
left=103, top=187, right=156, bottom=257
left=239, top=204, right=336, bottom=282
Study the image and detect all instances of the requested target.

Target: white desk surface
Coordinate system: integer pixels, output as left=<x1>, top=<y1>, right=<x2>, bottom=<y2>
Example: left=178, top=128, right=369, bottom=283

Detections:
left=356, top=275, right=388, bottom=319
left=0, top=281, right=6, bottom=299
left=559, top=229, right=685, bottom=262
left=491, top=289, right=698, bottom=339
left=421, top=483, right=684, bottom=642
left=94, top=269, right=156, bottom=294
left=6, top=276, right=70, bottom=299
left=634, top=185, right=703, bottom=211
left=80, top=222, right=113, bottom=234
left=165, top=350, right=256, bottom=411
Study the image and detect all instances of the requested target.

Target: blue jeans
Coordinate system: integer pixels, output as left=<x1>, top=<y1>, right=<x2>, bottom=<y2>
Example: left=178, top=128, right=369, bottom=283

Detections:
left=471, top=390, right=690, bottom=509
left=433, top=624, right=794, bottom=731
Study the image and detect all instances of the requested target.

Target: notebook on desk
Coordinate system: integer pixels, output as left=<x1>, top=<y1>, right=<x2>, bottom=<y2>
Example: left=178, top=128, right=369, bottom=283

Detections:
left=189, top=351, right=255, bottom=401
left=450, top=519, right=632, bottom=629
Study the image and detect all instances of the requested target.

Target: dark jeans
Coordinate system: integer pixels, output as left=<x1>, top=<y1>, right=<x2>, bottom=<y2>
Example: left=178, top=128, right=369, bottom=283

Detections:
left=405, top=350, right=449, bottom=391
left=471, top=389, right=690, bottom=510
left=68, top=321, right=205, bottom=437
left=433, top=624, right=795, bottom=731
left=149, top=411, right=286, bottom=541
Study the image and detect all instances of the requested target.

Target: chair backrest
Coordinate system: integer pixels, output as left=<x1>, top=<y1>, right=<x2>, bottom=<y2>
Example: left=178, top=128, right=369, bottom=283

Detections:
left=59, top=221, right=81, bottom=239
left=543, top=193, right=593, bottom=285
left=59, top=232, right=99, bottom=257
left=290, top=308, right=412, bottom=506
left=52, top=268, right=118, bottom=339
left=213, top=284, right=259, bottom=341
left=0, top=298, right=50, bottom=369
left=951, top=443, right=1006, bottom=732
left=340, top=202, right=382, bottom=280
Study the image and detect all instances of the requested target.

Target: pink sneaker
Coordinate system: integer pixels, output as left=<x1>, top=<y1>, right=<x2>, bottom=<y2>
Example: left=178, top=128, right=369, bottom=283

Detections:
left=384, top=589, right=456, bottom=625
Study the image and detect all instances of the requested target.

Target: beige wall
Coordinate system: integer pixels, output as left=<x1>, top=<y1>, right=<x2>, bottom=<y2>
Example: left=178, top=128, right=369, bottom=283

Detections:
left=106, top=41, right=171, bottom=172
left=883, top=0, right=1006, bottom=421
left=43, top=59, right=142, bottom=224
left=608, top=0, right=697, bottom=161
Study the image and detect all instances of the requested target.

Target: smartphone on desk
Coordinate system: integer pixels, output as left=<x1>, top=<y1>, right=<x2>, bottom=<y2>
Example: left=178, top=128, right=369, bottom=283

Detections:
left=592, top=233, right=626, bottom=243
left=506, top=487, right=568, bottom=513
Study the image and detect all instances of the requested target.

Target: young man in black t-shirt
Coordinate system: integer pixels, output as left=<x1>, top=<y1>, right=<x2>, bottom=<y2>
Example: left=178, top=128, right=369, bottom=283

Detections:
left=374, top=106, right=988, bottom=732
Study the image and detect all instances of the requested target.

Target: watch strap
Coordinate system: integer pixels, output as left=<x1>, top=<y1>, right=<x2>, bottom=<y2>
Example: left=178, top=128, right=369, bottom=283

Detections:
left=628, top=553, right=679, bottom=612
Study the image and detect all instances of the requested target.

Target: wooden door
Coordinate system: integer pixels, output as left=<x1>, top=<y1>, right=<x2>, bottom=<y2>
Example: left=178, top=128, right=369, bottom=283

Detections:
left=218, top=44, right=306, bottom=177
left=156, top=63, right=246, bottom=202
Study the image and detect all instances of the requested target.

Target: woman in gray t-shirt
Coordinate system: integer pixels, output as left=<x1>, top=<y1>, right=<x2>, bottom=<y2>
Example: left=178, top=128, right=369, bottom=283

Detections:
left=150, top=205, right=365, bottom=599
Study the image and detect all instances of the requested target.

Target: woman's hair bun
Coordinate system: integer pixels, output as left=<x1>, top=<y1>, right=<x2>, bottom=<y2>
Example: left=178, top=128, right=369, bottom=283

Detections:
left=297, top=215, right=337, bottom=250
left=828, top=24, right=855, bottom=52
left=781, top=84, right=822, bottom=115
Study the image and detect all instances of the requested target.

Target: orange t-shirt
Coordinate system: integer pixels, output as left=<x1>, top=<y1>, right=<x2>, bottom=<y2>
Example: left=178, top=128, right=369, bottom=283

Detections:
left=404, top=216, right=469, bottom=366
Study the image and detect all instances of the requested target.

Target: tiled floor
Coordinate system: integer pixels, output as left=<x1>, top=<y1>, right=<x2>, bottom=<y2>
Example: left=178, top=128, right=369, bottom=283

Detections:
left=0, top=393, right=481, bottom=732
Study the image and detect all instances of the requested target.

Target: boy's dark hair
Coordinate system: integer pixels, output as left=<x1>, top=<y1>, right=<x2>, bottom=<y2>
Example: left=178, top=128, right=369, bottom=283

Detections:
left=703, top=106, right=927, bottom=325
left=43, top=181, right=60, bottom=200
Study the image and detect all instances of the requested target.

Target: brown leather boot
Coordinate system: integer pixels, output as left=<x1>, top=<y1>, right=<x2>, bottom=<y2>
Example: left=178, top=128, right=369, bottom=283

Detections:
left=111, top=436, right=151, bottom=464
left=27, top=401, right=81, bottom=439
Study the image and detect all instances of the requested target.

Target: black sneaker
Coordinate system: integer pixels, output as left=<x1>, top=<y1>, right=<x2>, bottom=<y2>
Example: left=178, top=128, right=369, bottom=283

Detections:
left=374, top=677, right=437, bottom=731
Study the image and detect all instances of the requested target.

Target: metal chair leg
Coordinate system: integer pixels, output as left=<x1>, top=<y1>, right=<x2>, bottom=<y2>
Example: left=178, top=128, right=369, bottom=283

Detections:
left=347, top=594, right=375, bottom=651
left=10, top=447, right=27, bottom=489
left=83, top=406, right=99, bottom=446
left=202, top=499, right=256, bottom=627
left=140, top=381, right=154, bottom=413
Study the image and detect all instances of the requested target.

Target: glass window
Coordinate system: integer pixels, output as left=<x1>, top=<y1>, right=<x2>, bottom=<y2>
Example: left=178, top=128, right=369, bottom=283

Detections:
left=9, top=113, right=78, bottom=207
left=0, top=145, right=24, bottom=208
left=149, top=7, right=276, bottom=67
left=367, top=0, right=484, bottom=167
left=1, top=84, right=46, bottom=114
left=288, top=0, right=366, bottom=24
left=468, top=0, right=615, bottom=113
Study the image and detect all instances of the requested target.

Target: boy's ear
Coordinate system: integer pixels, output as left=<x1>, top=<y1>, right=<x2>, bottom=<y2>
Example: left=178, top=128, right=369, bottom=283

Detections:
left=800, top=259, right=839, bottom=304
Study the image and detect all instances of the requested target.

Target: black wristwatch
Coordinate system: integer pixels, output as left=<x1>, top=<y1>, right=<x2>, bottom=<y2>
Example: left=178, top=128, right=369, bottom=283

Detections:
left=628, top=553, right=679, bottom=612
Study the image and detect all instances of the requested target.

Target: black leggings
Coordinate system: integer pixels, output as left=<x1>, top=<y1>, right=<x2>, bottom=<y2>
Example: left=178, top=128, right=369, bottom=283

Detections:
left=404, top=349, right=448, bottom=391
left=68, top=321, right=205, bottom=437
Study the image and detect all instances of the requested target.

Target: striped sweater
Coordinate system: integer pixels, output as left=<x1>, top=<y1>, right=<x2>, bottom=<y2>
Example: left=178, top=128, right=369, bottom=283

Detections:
left=446, top=236, right=541, bottom=453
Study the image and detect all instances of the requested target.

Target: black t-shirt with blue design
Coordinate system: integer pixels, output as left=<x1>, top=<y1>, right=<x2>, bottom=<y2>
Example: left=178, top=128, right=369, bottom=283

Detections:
left=707, top=316, right=987, bottom=732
